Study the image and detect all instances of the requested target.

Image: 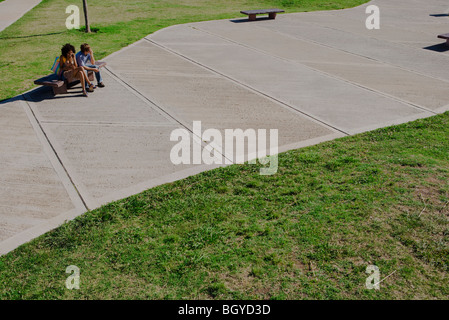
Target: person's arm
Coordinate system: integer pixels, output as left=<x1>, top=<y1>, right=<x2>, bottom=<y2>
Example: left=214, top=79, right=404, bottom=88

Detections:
left=59, top=55, right=64, bottom=70
left=89, top=48, right=96, bottom=65
left=75, top=53, right=82, bottom=69
left=72, top=53, right=78, bottom=67
left=83, top=65, right=99, bottom=72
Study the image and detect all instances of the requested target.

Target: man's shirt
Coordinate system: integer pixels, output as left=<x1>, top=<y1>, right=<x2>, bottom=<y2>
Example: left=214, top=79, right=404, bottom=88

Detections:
left=76, top=51, right=91, bottom=67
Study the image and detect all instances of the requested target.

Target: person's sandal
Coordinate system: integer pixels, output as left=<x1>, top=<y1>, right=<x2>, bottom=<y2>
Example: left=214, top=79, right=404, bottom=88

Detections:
left=88, top=84, right=95, bottom=92
left=83, top=91, right=88, bottom=97
left=98, top=82, right=105, bottom=88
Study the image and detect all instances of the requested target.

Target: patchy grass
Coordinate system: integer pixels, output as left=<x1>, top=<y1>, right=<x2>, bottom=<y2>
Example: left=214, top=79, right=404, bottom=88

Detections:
left=0, top=0, right=368, bottom=101
left=0, top=112, right=448, bottom=299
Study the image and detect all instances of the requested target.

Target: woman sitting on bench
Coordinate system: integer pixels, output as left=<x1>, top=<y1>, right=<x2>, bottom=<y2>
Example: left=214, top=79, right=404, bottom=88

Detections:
left=59, top=43, right=95, bottom=97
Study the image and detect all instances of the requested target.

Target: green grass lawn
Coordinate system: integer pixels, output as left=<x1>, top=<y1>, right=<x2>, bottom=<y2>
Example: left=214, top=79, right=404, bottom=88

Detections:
left=0, top=112, right=448, bottom=299
left=0, top=0, right=367, bottom=101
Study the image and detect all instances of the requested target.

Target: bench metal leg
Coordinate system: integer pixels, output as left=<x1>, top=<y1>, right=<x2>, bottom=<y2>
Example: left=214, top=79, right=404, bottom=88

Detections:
left=268, top=12, right=277, bottom=19
left=248, top=14, right=256, bottom=21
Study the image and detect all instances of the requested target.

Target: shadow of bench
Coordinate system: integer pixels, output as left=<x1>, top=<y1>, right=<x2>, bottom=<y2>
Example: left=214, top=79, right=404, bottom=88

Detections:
left=438, top=33, right=449, bottom=46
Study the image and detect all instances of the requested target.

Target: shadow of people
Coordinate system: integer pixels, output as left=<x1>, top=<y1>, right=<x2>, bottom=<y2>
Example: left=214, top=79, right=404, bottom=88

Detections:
left=0, top=94, right=26, bottom=105
left=0, top=83, right=89, bottom=105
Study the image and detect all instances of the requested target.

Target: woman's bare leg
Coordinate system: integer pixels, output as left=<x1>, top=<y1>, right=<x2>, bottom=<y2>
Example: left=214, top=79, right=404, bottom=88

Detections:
left=80, top=68, right=92, bottom=87
left=74, top=68, right=88, bottom=95
left=80, top=74, right=87, bottom=96
left=75, top=67, right=94, bottom=95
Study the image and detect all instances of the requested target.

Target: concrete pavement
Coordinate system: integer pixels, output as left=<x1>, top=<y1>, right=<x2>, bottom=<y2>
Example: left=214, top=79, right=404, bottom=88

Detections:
left=0, top=0, right=42, bottom=32
left=1, top=0, right=449, bottom=254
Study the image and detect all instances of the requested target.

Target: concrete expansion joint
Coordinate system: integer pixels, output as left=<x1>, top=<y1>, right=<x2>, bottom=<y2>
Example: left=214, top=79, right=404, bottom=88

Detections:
left=262, top=22, right=449, bottom=86
left=39, top=120, right=177, bottom=127
left=104, top=66, right=186, bottom=127
left=103, top=65, right=235, bottom=164
left=191, top=26, right=437, bottom=116
left=143, top=37, right=350, bottom=137
left=21, top=94, right=89, bottom=212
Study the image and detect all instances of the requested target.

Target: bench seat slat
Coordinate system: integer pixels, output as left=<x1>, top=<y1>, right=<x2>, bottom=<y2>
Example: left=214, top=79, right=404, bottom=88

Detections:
left=34, top=80, right=64, bottom=87
left=240, top=9, right=284, bottom=15
left=34, top=74, right=64, bottom=87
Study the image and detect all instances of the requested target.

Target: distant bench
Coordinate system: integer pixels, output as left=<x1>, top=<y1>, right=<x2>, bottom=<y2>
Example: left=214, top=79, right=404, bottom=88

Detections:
left=438, top=33, right=449, bottom=46
left=240, top=9, right=285, bottom=21
left=34, top=61, right=106, bottom=96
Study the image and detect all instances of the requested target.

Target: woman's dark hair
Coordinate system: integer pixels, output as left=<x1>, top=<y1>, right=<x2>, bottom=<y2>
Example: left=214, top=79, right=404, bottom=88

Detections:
left=61, top=43, right=76, bottom=58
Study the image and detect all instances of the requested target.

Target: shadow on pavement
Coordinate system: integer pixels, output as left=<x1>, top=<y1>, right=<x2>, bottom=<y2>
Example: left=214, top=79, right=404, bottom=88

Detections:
left=0, top=85, right=88, bottom=105
left=0, top=94, right=26, bottom=105
left=429, top=13, right=449, bottom=17
left=423, top=43, right=449, bottom=53
left=230, top=17, right=274, bottom=23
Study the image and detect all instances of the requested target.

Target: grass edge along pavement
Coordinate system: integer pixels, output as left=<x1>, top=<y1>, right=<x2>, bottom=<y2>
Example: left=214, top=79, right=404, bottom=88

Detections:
left=0, top=111, right=448, bottom=300
left=0, top=0, right=369, bottom=101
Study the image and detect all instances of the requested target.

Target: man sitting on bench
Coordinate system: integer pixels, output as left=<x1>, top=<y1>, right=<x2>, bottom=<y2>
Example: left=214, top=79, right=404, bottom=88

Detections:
left=76, top=43, right=105, bottom=88
left=60, top=43, right=94, bottom=97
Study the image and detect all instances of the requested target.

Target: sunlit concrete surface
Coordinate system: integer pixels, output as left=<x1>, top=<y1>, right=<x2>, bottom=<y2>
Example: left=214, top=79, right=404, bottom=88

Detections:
left=0, top=0, right=42, bottom=32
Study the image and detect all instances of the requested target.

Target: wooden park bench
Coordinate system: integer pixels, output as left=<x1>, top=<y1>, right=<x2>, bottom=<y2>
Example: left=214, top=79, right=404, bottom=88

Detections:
left=240, top=9, right=285, bottom=21
left=34, top=60, right=107, bottom=96
left=437, top=33, right=449, bottom=46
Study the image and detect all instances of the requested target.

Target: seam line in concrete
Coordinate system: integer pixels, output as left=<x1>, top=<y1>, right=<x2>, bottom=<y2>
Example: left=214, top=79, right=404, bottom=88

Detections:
left=144, top=37, right=349, bottom=136
left=0, top=180, right=71, bottom=189
left=102, top=66, right=178, bottom=125
left=40, top=120, right=176, bottom=127
left=103, top=66, right=235, bottom=164
left=328, top=13, right=444, bottom=38
left=306, top=12, right=449, bottom=54
left=104, top=66, right=192, bottom=129
left=260, top=21, right=449, bottom=85
left=21, top=95, right=89, bottom=212
left=193, top=25, right=437, bottom=115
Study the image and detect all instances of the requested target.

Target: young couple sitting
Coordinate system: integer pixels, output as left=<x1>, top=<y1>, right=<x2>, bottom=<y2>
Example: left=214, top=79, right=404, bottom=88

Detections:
left=59, top=43, right=105, bottom=97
